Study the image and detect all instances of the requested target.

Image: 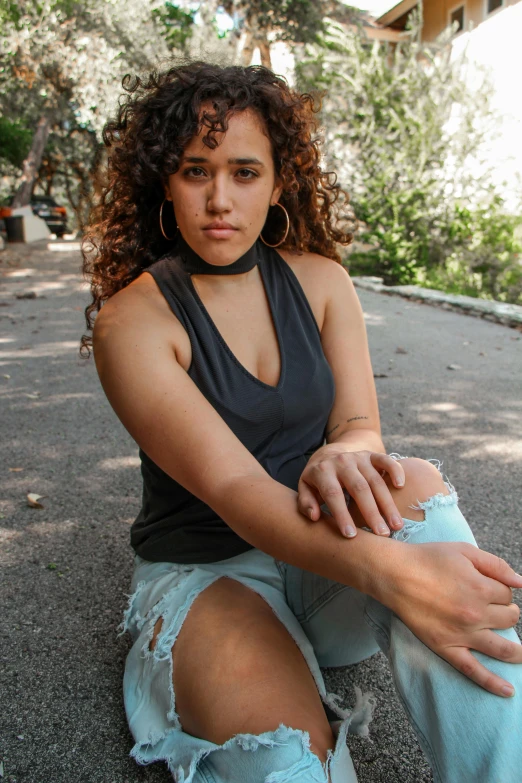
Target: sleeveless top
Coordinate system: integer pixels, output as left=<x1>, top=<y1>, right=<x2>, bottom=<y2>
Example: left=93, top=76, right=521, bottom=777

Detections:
left=130, top=237, right=336, bottom=563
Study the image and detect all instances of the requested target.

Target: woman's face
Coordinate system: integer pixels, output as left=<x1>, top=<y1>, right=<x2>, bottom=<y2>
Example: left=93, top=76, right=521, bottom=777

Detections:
left=164, top=106, right=282, bottom=266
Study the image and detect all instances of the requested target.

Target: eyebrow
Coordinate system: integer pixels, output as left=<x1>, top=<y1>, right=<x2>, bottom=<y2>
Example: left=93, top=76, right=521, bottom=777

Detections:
left=182, top=155, right=265, bottom=167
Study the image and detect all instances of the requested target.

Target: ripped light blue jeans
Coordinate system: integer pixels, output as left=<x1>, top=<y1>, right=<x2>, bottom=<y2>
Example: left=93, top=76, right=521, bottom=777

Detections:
left=120, top=460, right=522, bottom=782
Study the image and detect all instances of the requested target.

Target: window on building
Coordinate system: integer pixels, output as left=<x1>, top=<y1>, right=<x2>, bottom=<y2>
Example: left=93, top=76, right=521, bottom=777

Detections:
left=487, top=0, right=503, bottom=13
left=450, top=5, right=464, bottom=32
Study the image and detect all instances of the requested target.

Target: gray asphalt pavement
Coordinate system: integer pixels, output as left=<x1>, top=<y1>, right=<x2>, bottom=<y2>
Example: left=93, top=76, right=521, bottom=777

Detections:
left=1, top=241, right=521, bottom=783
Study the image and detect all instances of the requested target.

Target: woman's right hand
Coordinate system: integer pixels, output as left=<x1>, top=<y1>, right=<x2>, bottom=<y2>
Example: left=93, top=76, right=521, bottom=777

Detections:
left=383, top=541, right=522, bottom=697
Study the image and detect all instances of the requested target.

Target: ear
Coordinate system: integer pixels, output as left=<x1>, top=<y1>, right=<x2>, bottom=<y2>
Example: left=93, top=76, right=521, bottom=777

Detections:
left=270, top=178, right=283, bottom=206
left=163, top=182, right=172, bottom=201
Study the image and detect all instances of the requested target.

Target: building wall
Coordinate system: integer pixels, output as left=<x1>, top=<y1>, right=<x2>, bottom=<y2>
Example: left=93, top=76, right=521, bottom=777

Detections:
left=423, top=0, right=521, bottom=41
left=375, top=0, right=521, bottom=210
left=447, top=0, right=522, bottom=211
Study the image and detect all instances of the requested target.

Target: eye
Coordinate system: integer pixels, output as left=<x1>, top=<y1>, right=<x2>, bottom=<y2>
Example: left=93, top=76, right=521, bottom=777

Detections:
left=183, top=166, right=206, bottom=178
left=236, top=168, right=258, bottom=180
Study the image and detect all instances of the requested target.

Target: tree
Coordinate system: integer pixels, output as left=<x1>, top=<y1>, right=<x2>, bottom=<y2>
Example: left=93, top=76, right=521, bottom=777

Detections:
left=294, top=6, right=522, bottom=302
left=217, top=0, right=333, bottom=68
left=0, top=0, right=176, bottom=207
left=36, top=121, right=101, bottom=231
left=152, top=1, right=196, bottom=52
left=0, top=116, right=32, bottom=169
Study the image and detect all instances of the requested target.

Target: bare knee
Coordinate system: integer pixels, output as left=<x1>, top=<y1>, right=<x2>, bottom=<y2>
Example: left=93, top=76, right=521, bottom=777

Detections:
left=164, top=576, right=336, bottom=763
left=384, top=457, right=449, bottom=521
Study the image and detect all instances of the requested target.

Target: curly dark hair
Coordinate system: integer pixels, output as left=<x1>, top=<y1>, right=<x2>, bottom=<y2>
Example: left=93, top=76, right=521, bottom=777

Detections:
left=80, top=60, right=354, bottom=358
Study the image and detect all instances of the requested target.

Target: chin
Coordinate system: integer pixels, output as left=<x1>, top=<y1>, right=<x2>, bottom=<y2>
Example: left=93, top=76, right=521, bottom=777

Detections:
left=198, top=231, right=255, bottom=261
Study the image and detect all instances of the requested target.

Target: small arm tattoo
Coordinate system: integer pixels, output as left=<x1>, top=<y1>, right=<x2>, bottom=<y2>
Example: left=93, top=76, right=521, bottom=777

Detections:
left=326, top=416, right=369, bottom=439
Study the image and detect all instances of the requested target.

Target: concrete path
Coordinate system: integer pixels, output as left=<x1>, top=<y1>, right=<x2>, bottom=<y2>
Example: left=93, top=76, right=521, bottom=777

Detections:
left=1, top=241, right=521, bottom=783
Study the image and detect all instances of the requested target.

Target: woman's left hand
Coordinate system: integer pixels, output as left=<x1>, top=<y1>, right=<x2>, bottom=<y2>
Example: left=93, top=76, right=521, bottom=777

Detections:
left=297, top=446, right=406, bottom=538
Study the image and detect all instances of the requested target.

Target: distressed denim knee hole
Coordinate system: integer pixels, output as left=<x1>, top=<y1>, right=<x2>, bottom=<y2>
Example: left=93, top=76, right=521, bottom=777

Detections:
left=387, top=452, right=460, bottom=540
left=193, top=723, right=357, bottom=783
left=149, top=616, right=163, bottom=653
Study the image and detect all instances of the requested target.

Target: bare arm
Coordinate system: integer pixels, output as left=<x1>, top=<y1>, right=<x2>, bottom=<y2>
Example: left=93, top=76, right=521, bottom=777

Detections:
left=213, top=471, right=402, bottom=599
left=292, top=256, right=405, bottom=533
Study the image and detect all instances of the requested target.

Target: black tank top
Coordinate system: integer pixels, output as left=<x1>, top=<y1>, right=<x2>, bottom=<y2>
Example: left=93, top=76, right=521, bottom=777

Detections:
left=130, top=238, right=336, bottom=563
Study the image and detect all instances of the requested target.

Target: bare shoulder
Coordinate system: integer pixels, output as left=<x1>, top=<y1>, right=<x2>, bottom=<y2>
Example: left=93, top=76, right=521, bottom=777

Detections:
left=93, top=268, right=185, bottom=353
left=276, top=246, right=348, bottom=281
left=95, top=268, right=171, bottom=322
left=276, top=247, right=353, bottom=332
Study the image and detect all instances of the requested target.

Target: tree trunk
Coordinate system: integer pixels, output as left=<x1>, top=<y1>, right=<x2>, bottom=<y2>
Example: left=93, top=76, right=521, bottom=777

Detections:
left=67, top=161, right=93, bottom=233
left=240, top=12, right=272, bottom=69
left=11, top=114, right=51, bottom=207
left=241, top=30, right=255, bottom=65
left=258, top=36, right=272, bottom=69
left=241, top=31, right=272, bottom=68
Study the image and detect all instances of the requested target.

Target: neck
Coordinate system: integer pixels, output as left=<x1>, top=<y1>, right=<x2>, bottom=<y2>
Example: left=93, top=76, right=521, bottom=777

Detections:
left=175, top=232, right=260, bottom=276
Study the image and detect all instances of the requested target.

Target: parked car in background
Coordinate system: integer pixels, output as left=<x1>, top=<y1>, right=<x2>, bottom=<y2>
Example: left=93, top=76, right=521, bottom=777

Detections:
left=30, top=195, right=69, bottom=237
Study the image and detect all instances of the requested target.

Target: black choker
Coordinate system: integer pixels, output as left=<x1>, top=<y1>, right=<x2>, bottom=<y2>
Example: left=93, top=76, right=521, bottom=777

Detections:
left=175, top=233, right=260, bottom=275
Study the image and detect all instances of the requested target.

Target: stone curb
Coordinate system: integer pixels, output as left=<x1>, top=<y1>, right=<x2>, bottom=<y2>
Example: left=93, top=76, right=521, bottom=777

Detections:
left=351, top=276, right=522, bottom=330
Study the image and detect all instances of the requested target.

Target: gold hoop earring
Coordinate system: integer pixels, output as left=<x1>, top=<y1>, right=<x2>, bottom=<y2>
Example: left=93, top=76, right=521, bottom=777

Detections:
left=260, top=202, right=290, bottom=248
left=159, top=198, right=178, bottom=240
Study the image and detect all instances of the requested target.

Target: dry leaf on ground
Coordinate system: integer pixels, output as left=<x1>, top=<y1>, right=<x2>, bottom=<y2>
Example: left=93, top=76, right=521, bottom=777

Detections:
left=27, top=493, right=46, bottom=509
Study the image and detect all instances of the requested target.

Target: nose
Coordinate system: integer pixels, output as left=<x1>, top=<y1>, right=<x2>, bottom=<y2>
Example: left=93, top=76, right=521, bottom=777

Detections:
left=206, top=172, right=233, bottom=214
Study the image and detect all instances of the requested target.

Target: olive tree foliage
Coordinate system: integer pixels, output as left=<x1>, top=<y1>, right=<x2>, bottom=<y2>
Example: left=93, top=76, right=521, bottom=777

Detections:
left=0, top=0, right=178, bottom=219
left=152, top=0, right=240, bottom=66
left=221, top=0, right=327, bottom=68
left=295, top=8, right=522, bottom=302
left=175, top=0, right=355, bottom=69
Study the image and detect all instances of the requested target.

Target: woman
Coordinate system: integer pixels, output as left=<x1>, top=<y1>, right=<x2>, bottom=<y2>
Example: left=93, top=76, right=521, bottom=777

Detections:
left=82, top=62, right=522, bottom=783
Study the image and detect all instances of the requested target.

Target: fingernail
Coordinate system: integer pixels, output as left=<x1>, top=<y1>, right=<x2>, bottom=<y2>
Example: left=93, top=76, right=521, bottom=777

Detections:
left=501, top=685, right=515, bottom=697
left=378, top=523, right=390, bottom=536
left=307, top=508, right=314, bottom=520
left=391, top=514, right=403, bottom=528
left=396, top=477, right=404, bottom=487
left=343, top=526, right=357, bottom=538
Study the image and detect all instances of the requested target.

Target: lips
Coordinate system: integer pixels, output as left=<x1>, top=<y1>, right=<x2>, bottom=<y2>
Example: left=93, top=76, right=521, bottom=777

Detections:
left=202, top=222, right=238, bottom=240
left=203, top=221, right=237, bottom=230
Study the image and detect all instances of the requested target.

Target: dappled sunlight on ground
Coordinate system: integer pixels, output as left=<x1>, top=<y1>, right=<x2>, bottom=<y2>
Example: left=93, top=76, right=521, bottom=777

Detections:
left=23, top=519, right=78, bottom=536
left=3, top=391, right=96, bottom=408
left=428, top=402, right=460, bottom=411
left=47, top=241, right=82, bottom=252
left=362, top=310, right=385, bottom=326
left=99, top=455, right=142, bottom=470
left=0, top=340, right=82, bottom=361
left=460, top=437, right=522, bottom=463
left=4, top=267, right=37, bottom=277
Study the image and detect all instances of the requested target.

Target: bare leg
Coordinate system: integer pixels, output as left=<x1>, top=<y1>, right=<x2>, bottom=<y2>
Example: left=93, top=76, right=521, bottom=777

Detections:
left=150, top=576, right=337, bottom=764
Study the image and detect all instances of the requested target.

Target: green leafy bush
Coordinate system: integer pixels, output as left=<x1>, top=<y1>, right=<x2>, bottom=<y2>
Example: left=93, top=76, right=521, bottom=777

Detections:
left=0, top=116, right=32, bottom=168
left=419, top=202, right=522, bottom=303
